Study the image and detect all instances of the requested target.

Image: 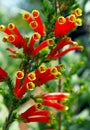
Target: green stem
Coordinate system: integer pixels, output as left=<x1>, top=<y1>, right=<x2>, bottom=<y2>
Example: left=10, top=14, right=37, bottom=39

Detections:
left=3, top=106, right=14, bottom=130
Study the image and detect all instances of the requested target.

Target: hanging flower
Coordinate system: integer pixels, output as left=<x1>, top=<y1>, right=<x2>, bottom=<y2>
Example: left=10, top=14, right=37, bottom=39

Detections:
left=19, top=104, right=50, bottom=123
left=47, top=37, right=83, bottom=60
left=36, top=92, right=69, bottom=111
left=0, top=67, right=8, bottom=82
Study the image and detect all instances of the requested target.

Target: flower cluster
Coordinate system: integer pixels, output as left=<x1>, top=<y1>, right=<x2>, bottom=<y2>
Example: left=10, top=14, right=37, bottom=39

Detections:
left=54, top=8, right=82, bottom=37
left=0, top=8, right=83, bottom=59
left=19, top=92, right=69, bottom=123
left=0, top=7, right=83, bottom=124
left=14, top=64, right=63, bottom=98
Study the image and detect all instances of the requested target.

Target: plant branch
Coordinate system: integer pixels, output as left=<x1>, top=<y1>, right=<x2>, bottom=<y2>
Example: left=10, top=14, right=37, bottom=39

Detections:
left=3, top=106, right=14, bottom=130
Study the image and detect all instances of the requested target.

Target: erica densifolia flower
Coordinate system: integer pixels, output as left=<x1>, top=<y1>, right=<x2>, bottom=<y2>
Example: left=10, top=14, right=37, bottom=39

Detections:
left=19, top=104, right=50, bottom=123
left=0, top=23, right=27, bottom=48
left=0, top=67, right=8, bottom=82
left=54, top=8, right=82, bottom=37
left=48, top=37, right=83, bottom=59
left=19, top=92, right=69, bottom=123
left=23, top=9, right=46, bottom=36
left=14, top=64, right=63, bottom=98
left=42, top=92, right=69, bottom=110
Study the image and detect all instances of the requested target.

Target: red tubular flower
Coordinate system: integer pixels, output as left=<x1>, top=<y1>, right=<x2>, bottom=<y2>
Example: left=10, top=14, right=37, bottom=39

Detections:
left=54, top=9, right=82, bottom=37
left=16, top=72, right=36, bottom=98
left=43, top=100, right=67, bottom=110
left=0, top=25, right=12, bottom=35
left=52, top=45, right=83, bottom=59
left=54, top=16, right=66, bottom=37
left=43, top=92, right=70, bottom=101
left=39, top=71, right=61, bottom=85
left=0, top=67, right=8, bottom=82
left=14, top=70, right=24, bottom=95
left=20, top=104, right=50, bottom=123
left=48, top=37, right=73, bottom=57
left=23, top=32, right=41, bottom=55
left=23, top=11, right=33, bottom=23
left=17, top=81, right=35, bottom=98
left=35, top=66, right=62, bottom=85
left=31, top=10, right=46, bottom=36
left=7, top=48, right=16, bottom=53
left=63, top=14, right=76, bottom=36
left=25, top=116, right=50, bottom=123
left=7, top=34, right=26, bottom=48
left=20, top=104, right=37, bottom=119
left=30, top=39, right=54, bottom=56
left=8, top=23, right=22, bottom=36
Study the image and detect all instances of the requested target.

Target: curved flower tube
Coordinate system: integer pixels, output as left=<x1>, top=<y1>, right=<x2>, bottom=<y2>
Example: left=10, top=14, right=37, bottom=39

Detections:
left=52, top=46, right=83, bottom=59
left=43, top=92, right=70, bottom=101
left=31, top=10, right=46, bottom=36
left=43, top=100, right=67, bottom=110
left=54, top=16, right=66, bottom=37
left=19, top=104, right=50, bottom=123
left=30, top=39, right=54, bottom=56
left=14, top=70, right=24, bottom=95
left=48, top=37, right=73, bottom=57
left=54, top=8, right=82, bottom=37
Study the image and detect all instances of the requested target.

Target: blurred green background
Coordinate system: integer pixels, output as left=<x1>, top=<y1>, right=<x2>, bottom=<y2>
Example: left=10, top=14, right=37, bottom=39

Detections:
left=0, top=0, right=90, bottom=130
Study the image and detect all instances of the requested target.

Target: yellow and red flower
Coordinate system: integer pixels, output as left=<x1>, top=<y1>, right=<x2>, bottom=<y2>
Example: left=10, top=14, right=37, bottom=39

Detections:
left=19, top=104, right=50, bottom=123
left=54, top=8, right=82, bottom=37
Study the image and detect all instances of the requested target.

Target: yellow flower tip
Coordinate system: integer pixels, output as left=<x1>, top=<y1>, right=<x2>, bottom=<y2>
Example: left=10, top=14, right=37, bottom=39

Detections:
left=73, top=8, right=82, bottom=17
left=8, top=23, right=15, bottom=30
left=0, top=25, right=6, bottom=31
left=35, top=103, right=42, bottom=110
left=72, top=42, right=78, bottom=46
left=38, top=64, right=47, bottom=73
left=58, top=16, right=66, bottom=24
left=16, top=70, right=24, bottom=79
left=26, top=81, right=35, bottom=91
left=47, top=39, right=54, bottom=46
left=66, top=37, right=72, bottom=42
left=54, top=72, right=62, bottom=79
left=29, top=21, right=38, bottom=29
left=68, top=14, right=76, bottom=22
left=23, top=11, right=31, bottom=20
left=33, top=32, right=41, bottom=41
left=80, top=46, right=84, bottom=51
left=2, top=36, right=8, bottom=42
left=50, top=67, right=58, bottom=75
left=32, top=9, right=40, bottom=18
left=28, top=72, right=36, bottom=81
left=8, top=34, right=15, bottom=42
left=75, top=18, right=82, bottom=26
left=65, top=106, right=69, bottom=111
